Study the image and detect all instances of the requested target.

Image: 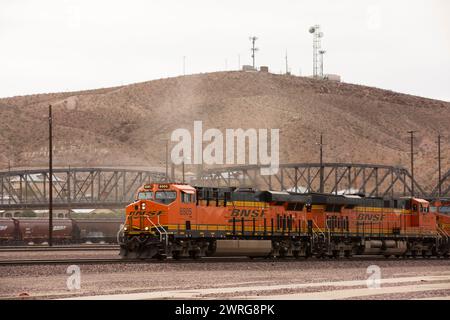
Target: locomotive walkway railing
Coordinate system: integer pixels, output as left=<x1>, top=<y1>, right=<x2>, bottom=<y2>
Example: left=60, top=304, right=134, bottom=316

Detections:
left=0, top=167, right=167, bottom=210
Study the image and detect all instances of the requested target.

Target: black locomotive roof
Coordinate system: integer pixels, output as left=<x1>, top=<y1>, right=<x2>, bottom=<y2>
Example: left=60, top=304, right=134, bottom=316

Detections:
left=193, top=185, right=413, bottom=208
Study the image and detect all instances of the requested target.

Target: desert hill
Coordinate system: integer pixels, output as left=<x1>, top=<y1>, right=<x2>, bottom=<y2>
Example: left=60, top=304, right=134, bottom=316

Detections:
left=0, top=71, right=449, bottom=190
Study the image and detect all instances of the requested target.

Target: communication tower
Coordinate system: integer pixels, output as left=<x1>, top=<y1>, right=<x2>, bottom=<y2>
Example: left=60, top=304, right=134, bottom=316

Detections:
left=309, top=25, right=324, bottom=78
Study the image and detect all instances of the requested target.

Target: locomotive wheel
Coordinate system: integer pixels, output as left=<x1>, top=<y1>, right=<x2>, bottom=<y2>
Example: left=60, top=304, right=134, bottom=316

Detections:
left=155, top=253, right=167, bottom=260
left=189, top=250, right=201, bottom=260
left=172, top=251, right=182, bottom=260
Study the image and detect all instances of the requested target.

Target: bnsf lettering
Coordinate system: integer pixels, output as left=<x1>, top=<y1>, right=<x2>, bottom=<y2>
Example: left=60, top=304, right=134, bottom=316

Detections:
left=129, top=211, right=163, bottom=216
left=230, top=208, right=266, bottom=218
left=357, top=213, right=385, bottom=222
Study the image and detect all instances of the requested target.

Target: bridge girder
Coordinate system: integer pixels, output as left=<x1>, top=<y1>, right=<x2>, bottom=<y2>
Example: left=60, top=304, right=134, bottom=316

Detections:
left=195, top=163, right=446, bottom=199
left=0, top=168, right=166, bottom=210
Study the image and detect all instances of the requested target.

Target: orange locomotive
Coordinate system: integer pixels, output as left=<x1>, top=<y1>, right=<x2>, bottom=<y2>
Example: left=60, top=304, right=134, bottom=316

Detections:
left=119, top=183, right=449, bottom=259
left=432, top=199, right=450, bottom=238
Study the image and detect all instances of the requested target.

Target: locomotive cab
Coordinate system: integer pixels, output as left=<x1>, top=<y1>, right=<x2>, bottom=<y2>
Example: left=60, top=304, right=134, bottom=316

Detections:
left=120, top=183, right=197, bottom=259
left=408, top=197, right=432, bottom=228
left=122, top=183, right=196, bottom=238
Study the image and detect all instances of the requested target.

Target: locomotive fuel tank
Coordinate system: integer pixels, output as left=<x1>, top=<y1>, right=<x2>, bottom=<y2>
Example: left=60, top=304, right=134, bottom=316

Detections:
left=213, top=239, right=272, bottom=256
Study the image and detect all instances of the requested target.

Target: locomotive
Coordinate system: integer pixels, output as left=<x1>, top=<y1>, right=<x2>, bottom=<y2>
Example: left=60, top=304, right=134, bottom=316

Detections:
left=119, top=183, right=450, bottom=260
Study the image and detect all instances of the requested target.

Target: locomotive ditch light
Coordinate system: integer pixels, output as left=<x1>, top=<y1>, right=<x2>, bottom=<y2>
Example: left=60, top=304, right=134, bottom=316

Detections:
left=145, top=227, right=149, bottom=231
left=124, top=227, right=128, bottom=231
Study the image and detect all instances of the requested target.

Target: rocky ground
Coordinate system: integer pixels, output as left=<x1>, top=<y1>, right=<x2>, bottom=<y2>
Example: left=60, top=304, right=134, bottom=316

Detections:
left=0, top=252, right=449, bottom=300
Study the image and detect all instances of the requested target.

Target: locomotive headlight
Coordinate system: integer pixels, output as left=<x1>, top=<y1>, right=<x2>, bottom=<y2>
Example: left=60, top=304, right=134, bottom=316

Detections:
left=141, top=202, right=146, bottom=210
left=144, top=227, right=149, bottom=231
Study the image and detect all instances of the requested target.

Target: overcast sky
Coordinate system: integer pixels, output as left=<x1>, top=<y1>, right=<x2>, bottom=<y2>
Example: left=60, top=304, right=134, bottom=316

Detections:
left=0, top=0, right=449, bottom=101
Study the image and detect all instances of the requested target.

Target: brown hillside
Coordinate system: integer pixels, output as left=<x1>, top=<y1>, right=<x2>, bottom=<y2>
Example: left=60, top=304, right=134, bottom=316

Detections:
left=0, top=71, right=449, bottom=190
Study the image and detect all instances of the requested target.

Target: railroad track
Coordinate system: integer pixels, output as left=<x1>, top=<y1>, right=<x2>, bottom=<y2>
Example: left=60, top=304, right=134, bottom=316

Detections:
left=0, top=255, right=446, bottom=266
left=0, top=245, right=120, bottom=252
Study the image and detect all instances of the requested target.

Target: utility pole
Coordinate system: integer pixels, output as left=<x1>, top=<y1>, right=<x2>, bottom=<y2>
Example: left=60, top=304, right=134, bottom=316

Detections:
left=165, top=140, right=169, bottom=182
left=48, top=104, right=53, bottom=247
left=8, top=160, right=11, bottom=205
left=182, top=160, right=185, bottom=184
left=317, top=134, right=324, bottom=193
left=407, top=131, right=416, bottom=197
left=438, top=133, right=442, bottom=197
left=249, top=36, right=258, bottom=69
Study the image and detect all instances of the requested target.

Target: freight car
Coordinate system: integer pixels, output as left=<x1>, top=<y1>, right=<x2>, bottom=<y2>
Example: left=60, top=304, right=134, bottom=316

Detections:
left=73, top=218, right=123, bottom=243
left=119, top=183, right=450, bottom=260
left=0, top=218, right=123, bottom=245
left=0, top=219, right=19, bottom=245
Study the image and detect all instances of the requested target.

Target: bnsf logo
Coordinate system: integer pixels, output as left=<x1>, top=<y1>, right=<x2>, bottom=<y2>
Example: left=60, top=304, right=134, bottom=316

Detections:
left=230, top=208, right=266, bottom=218
left=53, top=226, right=67, bottom=231
left=357, top=214, right=385, bottom=222
left=129, top=211, right=163, bottom=217
left=0, top=226, right=7, bottom=231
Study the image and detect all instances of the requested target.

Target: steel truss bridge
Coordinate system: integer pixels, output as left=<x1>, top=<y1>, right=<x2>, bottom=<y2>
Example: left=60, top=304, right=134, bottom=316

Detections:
left=0, top=164, right=448, bottom=210
left=0, top=168, right=166, bottom=210
left=195, top=163, right=450, bottom=199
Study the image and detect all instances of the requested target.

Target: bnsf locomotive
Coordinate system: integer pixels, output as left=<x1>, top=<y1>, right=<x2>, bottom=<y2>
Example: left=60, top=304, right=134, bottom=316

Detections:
left=119, top=183, right=450, bottom=260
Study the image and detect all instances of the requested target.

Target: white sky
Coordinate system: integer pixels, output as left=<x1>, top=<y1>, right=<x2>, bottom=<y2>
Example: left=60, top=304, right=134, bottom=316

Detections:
left=0, top=0, right=449, bottom=101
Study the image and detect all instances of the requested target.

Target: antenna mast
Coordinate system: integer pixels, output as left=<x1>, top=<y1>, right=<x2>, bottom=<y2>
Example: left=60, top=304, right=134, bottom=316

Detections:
left=285, top=50, right=289, bottom=74
left=249, top=36, right=258, bottom=69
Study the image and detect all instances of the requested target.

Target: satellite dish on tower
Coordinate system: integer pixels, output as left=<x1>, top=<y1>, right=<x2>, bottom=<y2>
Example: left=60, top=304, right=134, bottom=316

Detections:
left=309, top=26, right=316, bottom=33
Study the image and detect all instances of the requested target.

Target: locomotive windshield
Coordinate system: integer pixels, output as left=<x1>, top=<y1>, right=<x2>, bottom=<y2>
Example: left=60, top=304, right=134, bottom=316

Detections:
left=155, top=191, right=177, bottom=204
left=137, top=191, right=153, bottom=200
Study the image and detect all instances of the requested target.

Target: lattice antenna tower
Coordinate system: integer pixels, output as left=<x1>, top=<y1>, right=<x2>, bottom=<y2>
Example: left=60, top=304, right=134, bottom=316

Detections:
left=309, top=25, right=324, bottom=78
